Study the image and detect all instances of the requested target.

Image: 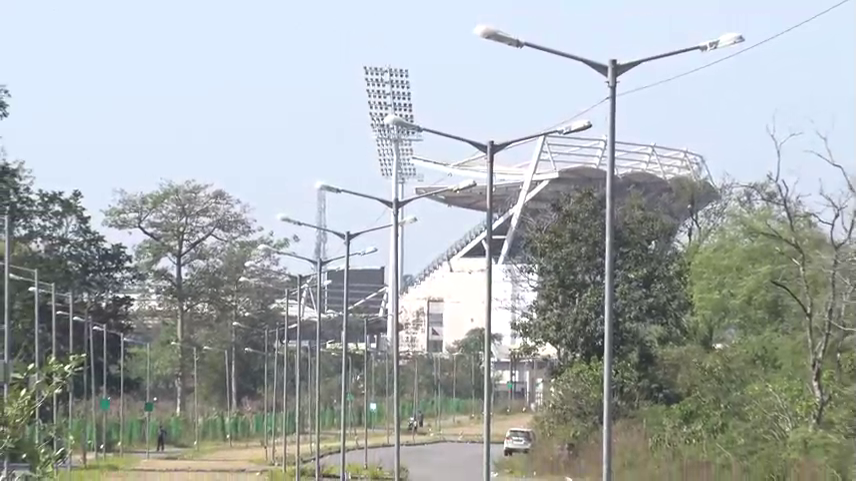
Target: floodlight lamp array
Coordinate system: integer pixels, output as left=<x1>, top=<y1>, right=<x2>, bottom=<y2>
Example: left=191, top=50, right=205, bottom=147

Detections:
left=363, top=65, right=422, bottom=181
left=375, top=138, right=419, bottom=180
left=364, top=66, right=420, bottom=141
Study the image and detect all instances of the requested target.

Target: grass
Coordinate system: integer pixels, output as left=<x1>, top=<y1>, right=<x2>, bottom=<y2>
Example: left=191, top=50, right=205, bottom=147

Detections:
left=55, top=455, right=141, bottom=480
left=266, top=463, right=407, bottom=480
left=491, top=420, right=852, bottom=480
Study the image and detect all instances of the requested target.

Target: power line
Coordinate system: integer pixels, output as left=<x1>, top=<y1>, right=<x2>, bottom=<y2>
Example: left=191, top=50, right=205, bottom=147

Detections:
left=549, top=0, right=853, bottom=127
left=620, top=0, right=852, bottom=97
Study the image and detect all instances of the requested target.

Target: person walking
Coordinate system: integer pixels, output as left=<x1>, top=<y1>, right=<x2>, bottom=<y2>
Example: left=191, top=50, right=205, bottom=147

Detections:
left=156, top=424, right=167, bottom=452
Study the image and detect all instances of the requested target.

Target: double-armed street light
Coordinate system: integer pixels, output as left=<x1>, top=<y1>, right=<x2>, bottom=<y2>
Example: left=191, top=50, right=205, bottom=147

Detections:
left=383, top=113, right=593, bottom=476
left=232, top=320, right=273, bottom=461
left=259, top=240, right=377, bottom=477
left=471, top=25, right=744, bottom=480
left=317, top=179, right=476, bottom=480
left=276, top=214, right=412, bottom=475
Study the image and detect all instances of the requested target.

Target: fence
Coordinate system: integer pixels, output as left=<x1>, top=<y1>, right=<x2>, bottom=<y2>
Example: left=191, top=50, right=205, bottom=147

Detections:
left=65, top=396, right=482, bottom=449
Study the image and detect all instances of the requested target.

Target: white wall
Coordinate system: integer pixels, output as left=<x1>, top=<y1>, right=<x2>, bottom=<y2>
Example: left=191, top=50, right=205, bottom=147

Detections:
left=398, top=257, right=538, bottom=353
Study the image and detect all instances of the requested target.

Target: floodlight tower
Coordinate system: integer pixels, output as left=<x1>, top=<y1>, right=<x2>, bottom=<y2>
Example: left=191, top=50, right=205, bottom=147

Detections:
left=363, top=66, right=422, bottom=340
left=314, top=187, right=328, bottom=291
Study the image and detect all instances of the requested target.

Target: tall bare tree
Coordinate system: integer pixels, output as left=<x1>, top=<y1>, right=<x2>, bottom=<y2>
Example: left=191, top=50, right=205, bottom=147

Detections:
left=104, top=180, right=255, bottom=414
left=744, top=127, right=855, bottom=428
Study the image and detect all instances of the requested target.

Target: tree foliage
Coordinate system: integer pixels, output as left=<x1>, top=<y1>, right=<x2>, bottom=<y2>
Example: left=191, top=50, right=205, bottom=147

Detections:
left=104, top=179, right=256, bottom=414
left=514, top=128, right=855, bottom=479
left=514, top=189, right=690, bottom=368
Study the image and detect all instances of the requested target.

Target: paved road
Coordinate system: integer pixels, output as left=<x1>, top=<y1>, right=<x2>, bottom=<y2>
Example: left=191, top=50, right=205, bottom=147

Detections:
left=324, top=442, right=503, bottom=481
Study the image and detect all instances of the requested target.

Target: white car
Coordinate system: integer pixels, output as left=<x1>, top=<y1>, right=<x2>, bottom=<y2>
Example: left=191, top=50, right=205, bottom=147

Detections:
left=503, top=428, right=534, bottom=456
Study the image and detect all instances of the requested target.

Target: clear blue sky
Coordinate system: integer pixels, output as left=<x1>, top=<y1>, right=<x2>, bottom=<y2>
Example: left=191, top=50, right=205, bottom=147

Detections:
left=1, top=0, right=853, bottom=275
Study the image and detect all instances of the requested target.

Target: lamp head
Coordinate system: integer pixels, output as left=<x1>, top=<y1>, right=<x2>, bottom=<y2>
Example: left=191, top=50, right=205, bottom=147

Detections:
left=238, top=276, right=252, bottom=283
left=556, top=119, right=593, bottom=135
left=276, top=213, right=295, bottom=224
left=170, top=341, right=179, bottom=346
left=28, top=286, right=36, bottom=292
left=383, top=114, right=420, bottom=132
left=257, top=243, right=273, bottom=252
left=72, top=316, right=85, bottom=322
left=316, top=182, right=342, bottom=194
left=473, top=25, right=524, bottom=48
left=699, top=32, right=745, bottom=52
left=400, top=216, right=418, bottom=226
left=360, top=246, right=379, bottom=256
left=453, top=179, right=478, bottom=192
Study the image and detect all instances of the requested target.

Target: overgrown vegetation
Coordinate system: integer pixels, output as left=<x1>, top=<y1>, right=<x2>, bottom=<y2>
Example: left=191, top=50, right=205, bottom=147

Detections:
left=507, top=129, right=856, bottom=479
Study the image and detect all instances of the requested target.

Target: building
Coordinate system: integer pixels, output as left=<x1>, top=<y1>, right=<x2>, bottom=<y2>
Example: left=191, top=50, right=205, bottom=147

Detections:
left=391, top=133, right=717, bottom=405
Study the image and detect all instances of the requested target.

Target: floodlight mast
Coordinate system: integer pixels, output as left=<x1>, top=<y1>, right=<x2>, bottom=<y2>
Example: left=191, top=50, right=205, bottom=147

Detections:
left=363, top=65, right=421, bottom=345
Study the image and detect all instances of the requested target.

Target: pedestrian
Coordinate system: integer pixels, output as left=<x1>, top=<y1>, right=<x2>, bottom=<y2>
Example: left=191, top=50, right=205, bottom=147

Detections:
left=416, top=410, right=424, bottom=428
left=156, top=423, right=167, bottom=452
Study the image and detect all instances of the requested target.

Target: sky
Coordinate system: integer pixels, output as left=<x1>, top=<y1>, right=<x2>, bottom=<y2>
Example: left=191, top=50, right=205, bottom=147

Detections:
left=1, top=0, right=854, bottom=277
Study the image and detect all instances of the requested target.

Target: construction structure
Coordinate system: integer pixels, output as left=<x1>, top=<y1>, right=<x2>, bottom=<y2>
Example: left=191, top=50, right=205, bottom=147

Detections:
left=397, top=133, right=717, bottom=405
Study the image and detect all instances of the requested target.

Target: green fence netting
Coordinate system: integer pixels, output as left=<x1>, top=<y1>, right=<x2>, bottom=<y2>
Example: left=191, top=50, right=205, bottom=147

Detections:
left=59, top=396, right=479, bottom=449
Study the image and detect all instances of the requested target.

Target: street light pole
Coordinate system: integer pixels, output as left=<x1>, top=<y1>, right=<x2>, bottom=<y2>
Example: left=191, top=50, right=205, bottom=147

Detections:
left=120, top=333, right=125, bottom=457
left=272, top=326, right=279, bottom=465
left=317, top=183, right=471, bottom=481
left=101, top=322, right=107, bottom=458
left=146, top=342, right=151, bottom=459
left=363, top=318, right=369, bottom=468
left=264, top=327, right=269, bottom=461
left=339, top=232, right=352, bottom=479
left=471, top=26, right=744, bottom=479
left=193, top=346, right=199, bottom=450
left=51, top=283, right=57, bottom=458
left=273, top=216, right=397, bottom=478
left=3, top=209, right=10, bottom=479
left=282, top=289, right=289, bottom=475
left=384, top=114, right=592, bottom=479
left=33, top=268, right=40, bottom=448
left=67, top=291, right=74, bottom=472
left=294, top=274, right=303, bottom=481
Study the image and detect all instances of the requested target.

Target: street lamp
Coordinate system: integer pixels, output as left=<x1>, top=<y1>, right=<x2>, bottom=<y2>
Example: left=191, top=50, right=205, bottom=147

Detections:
left=276, top=215, right=410, bottom=474
left=318, top=180, right=475, bottom=479
left=232, top=320, right=272, bottom=461
left=258, top=242, right=378, bottom=479
left=71, top=315, right=102, bottom=461
left=28, top=282, right=61, bottom=460
left=170, top=341, right=199, bottom=450
left=472, top=24, right=743, bottom=481
left=385, top=113, right=592, bottom=476
left=9, top=267, right=44, bottom=446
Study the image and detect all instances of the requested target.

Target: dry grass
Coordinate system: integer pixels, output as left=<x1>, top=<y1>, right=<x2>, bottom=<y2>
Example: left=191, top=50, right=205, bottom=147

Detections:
left=494, top=421, right=848, bottom=480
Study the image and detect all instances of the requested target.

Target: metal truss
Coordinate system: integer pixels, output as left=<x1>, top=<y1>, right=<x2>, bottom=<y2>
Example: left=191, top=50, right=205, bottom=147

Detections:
left=411, top=134, right=711, bottom=269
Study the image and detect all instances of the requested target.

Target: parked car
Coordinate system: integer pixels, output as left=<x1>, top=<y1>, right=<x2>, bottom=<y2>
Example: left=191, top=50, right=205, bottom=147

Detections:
left=503, top=428, right=535, bottom=456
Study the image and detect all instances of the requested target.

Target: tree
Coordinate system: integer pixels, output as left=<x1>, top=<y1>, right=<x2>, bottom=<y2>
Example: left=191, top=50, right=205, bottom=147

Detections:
left=449, top=327, right=502, bottom=357
left=0, top=160, right=138, bottom=396
left=0, top=85, right=9, bottom=120
left=0, top=356, right=84, bottom=477
left=688, top=208, right=804, bottom=348
left=514, top=189, right=690, bottom=369
left=741, top=128, right=855, bottom=428
left=104, top=180, right=256, bottom=414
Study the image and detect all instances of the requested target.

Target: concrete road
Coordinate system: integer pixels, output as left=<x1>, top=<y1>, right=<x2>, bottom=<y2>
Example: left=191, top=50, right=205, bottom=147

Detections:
left=324, top=442, right=503, bottom=481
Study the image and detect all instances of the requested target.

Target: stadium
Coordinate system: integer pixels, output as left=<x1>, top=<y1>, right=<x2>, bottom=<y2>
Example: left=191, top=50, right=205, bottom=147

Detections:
left=388, top=132, right=717, bottom=406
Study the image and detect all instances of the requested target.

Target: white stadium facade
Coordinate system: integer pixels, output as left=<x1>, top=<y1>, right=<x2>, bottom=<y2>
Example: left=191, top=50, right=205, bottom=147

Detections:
left=386, top=133, right=718, bottom=406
